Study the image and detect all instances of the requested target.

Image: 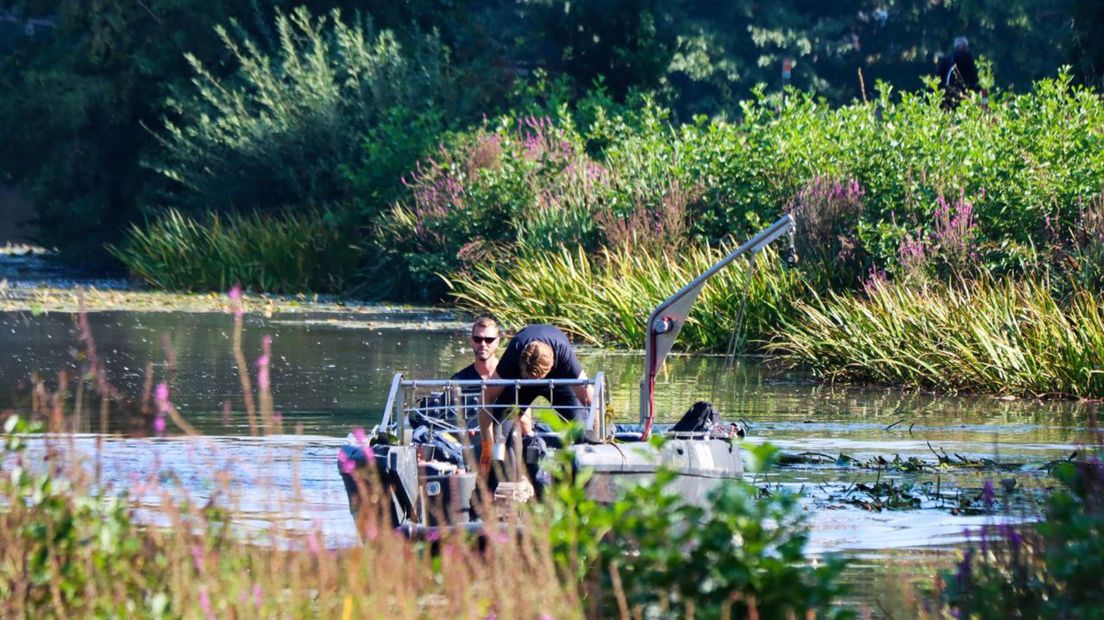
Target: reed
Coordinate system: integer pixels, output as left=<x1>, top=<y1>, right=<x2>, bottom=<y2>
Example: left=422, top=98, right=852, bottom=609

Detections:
left=448, top=244, right=805, bottom=351
left=768, top=278, right=1104, bottom=398
left=111, top=208, right=359, bottom=294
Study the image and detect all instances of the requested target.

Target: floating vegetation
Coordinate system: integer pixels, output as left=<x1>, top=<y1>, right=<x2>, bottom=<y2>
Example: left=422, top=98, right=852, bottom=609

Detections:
left=774, top=448, right=1073, bottom=514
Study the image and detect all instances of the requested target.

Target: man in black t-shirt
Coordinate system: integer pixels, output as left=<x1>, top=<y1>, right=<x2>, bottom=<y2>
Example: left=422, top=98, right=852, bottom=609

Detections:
left=451, top=316, right=501, bottom=388
left=481, top=324, right=593, bottom=423
left=452, top=316, right=534, bottom=434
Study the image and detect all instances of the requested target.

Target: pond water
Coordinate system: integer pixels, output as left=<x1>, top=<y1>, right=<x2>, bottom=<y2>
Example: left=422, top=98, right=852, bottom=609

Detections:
left=1, top=307, right=1098, bottom=612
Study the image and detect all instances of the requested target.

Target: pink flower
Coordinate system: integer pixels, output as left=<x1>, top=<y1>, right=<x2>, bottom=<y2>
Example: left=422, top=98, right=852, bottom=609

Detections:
left=256, top=336, right=272, bottom=389
left=155, top=382, right=169, bottom=405
left=199, top=586, right=213, bottom=619
left=252, top=584, right=263, bottom=608
left=337, top=449, right=355, bottom=474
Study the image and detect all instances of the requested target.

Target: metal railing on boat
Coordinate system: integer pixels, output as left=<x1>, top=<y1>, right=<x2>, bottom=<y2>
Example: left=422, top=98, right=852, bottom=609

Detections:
left=378, top=373, right=608, bottom=442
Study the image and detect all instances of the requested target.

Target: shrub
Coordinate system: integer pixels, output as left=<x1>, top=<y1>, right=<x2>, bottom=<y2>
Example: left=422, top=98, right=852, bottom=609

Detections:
left=110, top=208, right=360, bottom=293
left=375, top=114, right=615, bottom=298
left=783, top=175, right=867, bottom=285
left=149, top=7, right=453, bottom=216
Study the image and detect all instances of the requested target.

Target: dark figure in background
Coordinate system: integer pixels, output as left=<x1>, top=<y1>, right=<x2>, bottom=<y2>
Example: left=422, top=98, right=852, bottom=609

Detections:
left=936, top=37, right=980, bottom=109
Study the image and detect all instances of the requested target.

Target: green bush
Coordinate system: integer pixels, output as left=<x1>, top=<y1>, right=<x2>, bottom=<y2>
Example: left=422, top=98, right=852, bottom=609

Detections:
left=376, top=73, right=1104, bottom=301
left=375, top=113, right=617, bottom=298
left=545, top=436, right=851, bottom=619
left=149, top=7, right=453, bottom=216
left=111, top=208, right=359, bottom=293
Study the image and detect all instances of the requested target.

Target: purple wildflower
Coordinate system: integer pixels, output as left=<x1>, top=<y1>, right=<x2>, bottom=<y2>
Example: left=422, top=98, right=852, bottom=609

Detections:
left=863, top=264, right=888, bottom=294
left=982, top=479, right=995, bottom=510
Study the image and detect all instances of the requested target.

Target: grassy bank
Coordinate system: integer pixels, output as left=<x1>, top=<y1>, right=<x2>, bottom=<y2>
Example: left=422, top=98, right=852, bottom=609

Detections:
left=110, top=209, right=359, bottom=294
left=766, top=279, right=1104, bottom=399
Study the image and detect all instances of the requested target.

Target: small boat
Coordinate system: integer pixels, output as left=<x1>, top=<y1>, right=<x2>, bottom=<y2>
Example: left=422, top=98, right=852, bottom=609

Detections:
left=339, top=215, right=796, bottom=535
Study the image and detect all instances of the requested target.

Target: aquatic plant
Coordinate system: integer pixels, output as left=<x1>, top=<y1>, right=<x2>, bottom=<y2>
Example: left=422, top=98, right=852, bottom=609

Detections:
left=448, top=243, right=804, bottom=351
left=768, top=277, right=1104, bottom=398
left=111, top=208, right=360, bottom=294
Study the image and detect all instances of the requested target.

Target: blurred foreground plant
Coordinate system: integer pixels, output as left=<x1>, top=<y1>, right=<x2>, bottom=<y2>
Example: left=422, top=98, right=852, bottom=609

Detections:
left=538, top=419, right=851, bottom=619
left=917, top=455, right=1104, bottom=619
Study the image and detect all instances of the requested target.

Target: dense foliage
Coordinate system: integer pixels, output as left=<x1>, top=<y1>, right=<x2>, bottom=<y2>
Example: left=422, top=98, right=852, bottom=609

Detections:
left=3, top=1, right=1103, bottom=264
left=150, top=7, right=456, bottom=216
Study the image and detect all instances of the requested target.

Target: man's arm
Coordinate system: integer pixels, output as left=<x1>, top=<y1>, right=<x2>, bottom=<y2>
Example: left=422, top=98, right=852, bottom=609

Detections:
left=571, top=369, right=594, bottom=408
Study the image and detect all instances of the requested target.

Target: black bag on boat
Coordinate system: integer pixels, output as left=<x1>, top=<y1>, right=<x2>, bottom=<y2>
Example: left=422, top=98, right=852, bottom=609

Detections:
left=671, top=401, right=720, bottom=433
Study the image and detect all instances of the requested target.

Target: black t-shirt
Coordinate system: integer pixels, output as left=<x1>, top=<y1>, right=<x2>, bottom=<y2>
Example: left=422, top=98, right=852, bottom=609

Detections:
left=497, top=324, right=583, bottom=380
left=450, top=363, right=483, bottom=394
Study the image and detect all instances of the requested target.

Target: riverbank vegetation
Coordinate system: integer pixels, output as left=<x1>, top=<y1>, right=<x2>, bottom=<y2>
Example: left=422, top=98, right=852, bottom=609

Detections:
left=5, top=3, right=1104, bottom=399
left=768, top=279, right=1104, bottom=398
left=110, top=208, right=359, bottom=294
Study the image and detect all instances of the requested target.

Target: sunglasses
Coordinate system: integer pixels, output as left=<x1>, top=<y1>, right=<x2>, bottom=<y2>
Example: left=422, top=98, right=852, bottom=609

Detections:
left=471, top=336, right=499, bottom=344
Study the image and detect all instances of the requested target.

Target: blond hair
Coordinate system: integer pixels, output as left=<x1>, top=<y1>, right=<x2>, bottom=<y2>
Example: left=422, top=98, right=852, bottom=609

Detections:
left=471, top=316, right=498, bottom=332
left=519, top=341, right=554, bottom=378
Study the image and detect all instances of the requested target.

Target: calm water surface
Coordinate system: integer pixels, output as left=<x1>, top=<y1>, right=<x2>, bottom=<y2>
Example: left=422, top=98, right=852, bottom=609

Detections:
left=2, top=308, right=1097, bottom=611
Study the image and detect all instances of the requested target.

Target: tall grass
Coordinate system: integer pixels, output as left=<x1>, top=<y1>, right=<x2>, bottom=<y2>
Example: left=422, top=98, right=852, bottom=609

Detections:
left=448, top=244, right=804, bottom=351
left=0, top=419, right=580, bottom=618
left=111, top=208, right=359, bottom=294
left=768, top=278, right=1104, bottom=398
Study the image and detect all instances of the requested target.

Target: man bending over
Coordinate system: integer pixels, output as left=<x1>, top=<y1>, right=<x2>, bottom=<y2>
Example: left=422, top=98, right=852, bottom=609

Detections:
left=477, top=324, right=593, bottom=458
